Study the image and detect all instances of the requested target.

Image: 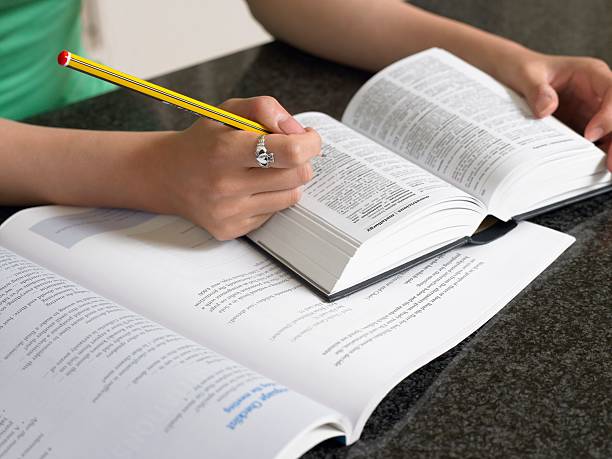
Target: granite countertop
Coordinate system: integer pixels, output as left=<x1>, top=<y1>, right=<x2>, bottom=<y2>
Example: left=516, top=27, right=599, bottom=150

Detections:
left=1, top=2, right=611, bottom=456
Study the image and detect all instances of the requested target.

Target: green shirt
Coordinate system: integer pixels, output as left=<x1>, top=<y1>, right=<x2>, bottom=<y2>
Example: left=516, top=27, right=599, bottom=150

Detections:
left=0, top=0, right=113, bottom=120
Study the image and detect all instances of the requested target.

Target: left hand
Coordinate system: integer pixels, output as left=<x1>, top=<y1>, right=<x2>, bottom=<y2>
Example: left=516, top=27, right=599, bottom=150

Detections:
left=501, top=50, right=612, bottom=170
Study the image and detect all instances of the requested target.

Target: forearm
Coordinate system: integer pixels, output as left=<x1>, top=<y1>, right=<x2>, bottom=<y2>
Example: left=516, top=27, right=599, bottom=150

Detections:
left=248, top=0, right=534, bottom=82
left=0, top=118, right=173, bottom=212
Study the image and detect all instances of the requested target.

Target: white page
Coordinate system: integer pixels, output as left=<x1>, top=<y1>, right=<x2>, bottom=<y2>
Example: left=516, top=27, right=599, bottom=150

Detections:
left=342, top=48, right=595, bottom=208
left=249, top=112, right=486, bottom=293
left=281, top=112, right=484, bottom=243
left=0, top=245, right=345, bottom=459
left=0, top=207, right=573, bottom=443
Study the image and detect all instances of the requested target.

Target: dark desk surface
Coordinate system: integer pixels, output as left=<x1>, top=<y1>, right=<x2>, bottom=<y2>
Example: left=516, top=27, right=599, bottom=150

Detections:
left=2, top=3, right=611, bottom=456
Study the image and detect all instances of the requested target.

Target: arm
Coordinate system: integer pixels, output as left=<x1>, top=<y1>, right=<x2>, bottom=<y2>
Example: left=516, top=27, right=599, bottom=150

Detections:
left=248, top=0, right=519, bottom=76
left=0, top=97, right=320, bottom=239
left=247, top=0, right=612, bottom=168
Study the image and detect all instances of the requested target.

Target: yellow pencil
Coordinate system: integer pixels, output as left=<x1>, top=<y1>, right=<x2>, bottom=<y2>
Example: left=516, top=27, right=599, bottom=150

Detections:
left=57, top=50, right=270, bottom=134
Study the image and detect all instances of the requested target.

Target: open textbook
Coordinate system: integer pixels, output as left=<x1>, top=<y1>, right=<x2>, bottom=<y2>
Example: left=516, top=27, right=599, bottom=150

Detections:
left=0, top=206, right=574, bottom=459
left=247, top=48, right=611, bottom=299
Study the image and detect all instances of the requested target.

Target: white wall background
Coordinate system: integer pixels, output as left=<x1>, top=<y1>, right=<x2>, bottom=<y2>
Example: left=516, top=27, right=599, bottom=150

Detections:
left=82, top=0, right=272, bottom=79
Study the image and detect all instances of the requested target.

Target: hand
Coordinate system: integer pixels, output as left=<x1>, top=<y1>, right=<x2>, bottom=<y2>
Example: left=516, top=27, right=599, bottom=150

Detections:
left=502, top=50, right=612, bottom=170
left=147, top=96, right=321, bottom=240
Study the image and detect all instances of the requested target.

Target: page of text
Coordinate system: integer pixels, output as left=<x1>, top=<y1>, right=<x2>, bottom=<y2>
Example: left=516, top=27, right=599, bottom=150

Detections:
left=290, top=112, right=484, bottom=242
left=0, top=242, right=343, bottom=459
left=0, top=207, right=573, bottom=442
left=342, top=48, right=591, bottom=204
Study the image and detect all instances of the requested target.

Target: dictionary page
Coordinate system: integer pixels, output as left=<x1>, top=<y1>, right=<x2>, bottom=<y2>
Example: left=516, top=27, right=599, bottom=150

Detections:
left=342, top=48, right=611, bottom=220
left=284, top=111, right=484, bottom=243
left=0, top=206, right=573, bottom=443
left=249, top=112, right=486, bottom=293
left=0, top=247, right=346, bottom=458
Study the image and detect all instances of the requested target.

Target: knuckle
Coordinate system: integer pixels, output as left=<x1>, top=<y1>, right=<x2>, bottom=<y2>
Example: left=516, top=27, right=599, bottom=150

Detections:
left=296, top=163, right=313, bottom=184
left=311, top=130, right=322, bottom=152
left=210, top=225, right=234, bottom=241
left=259, top=95, right=279, bottom=107
left=517, top=60, right=540, bottom=79
left=252, top=96, right=280, bottom=117
left=207, top=224, right=225, bottom=241
left=287, top=188, right=302, bottom=207
left=286, top=141, right=304, bottom=165
left=586, top=58, right=609, bottom=72
left=208, top=216, right=243, bottom=240
left=219, top=98, right=241, bottom=111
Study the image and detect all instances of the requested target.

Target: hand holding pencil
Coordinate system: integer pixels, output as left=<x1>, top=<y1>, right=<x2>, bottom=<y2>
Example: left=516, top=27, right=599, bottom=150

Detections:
left=1, top=52, right=321, bottom=241
left=56, top=50, right=320, bottom=239
left=150, top=97, right=320, bottom=240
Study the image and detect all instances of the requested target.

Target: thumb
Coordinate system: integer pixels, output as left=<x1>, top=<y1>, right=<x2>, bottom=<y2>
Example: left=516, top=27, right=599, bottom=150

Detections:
left=220, top=96, right=306, bottom=135
left=529, top=83, right=559, bottom=118
left=513, top=67, right=559, bottom=118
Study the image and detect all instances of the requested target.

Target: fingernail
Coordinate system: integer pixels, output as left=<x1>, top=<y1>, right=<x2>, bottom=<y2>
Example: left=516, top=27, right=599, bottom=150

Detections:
left=586, top=127, right=604, bottom=142
left=278, top=116, right=305, bottom=134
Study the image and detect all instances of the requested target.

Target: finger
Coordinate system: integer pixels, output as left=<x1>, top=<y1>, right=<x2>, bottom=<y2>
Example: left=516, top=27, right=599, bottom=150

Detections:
left=242, top=163, right=314, bottom=193
left=222, top=127, right=321, bottom=169
left=584, top=86, right=612, bottom=143
left=584, top=59, right=612, bottom=100
left=596, top=133, right=612, bottom=171
left=240, top=213, right=275, bottom=235
left=262, top=128, right=321, bottom=168
left=209, top=213, right=273, bottom=241
left=243, top=187, right=303, bottom=215
left=514, top=63, right=559, bottom=118
left=220, top=96, right=305, bottom=134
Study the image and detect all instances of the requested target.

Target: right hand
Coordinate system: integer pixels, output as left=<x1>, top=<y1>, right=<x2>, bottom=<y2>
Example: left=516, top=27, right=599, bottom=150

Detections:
left=149, top=96, right=321, bottom=240
left=498, top=49, right=612, bottom=169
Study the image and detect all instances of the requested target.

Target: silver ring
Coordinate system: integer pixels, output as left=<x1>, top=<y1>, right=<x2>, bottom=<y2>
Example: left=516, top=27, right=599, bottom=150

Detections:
left=255, top=135, right=274, bottom=168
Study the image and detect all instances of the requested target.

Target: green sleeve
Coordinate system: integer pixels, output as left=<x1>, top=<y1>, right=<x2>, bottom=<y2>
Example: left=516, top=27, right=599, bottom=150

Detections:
left=0, top=0, right=114, bottom=120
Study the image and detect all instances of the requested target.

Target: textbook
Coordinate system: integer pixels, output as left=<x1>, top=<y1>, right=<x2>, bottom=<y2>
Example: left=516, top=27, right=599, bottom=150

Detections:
left=0, top=205, right=573, bottom=459
left=247, top=48, right=611, bottom=300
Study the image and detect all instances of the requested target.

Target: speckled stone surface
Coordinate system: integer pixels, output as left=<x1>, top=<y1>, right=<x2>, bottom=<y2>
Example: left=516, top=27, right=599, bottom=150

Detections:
left=1, top=2, right=611, bottom=457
